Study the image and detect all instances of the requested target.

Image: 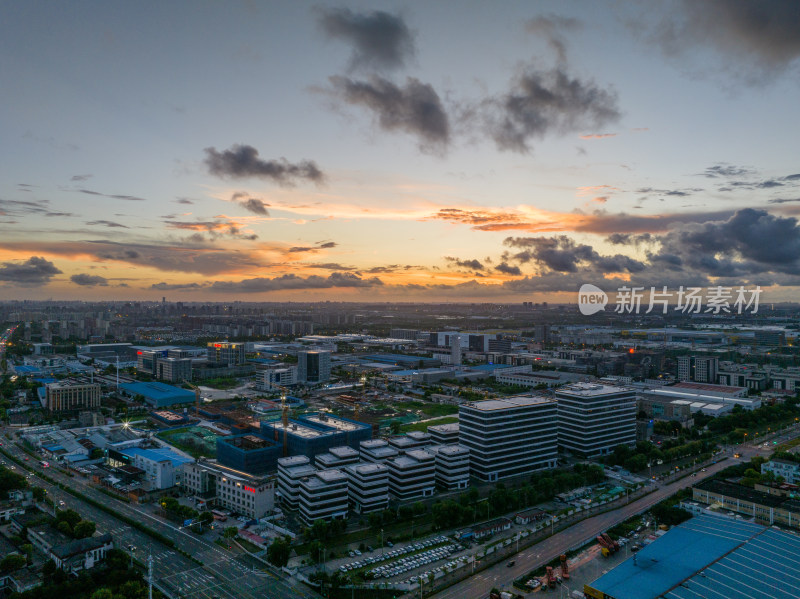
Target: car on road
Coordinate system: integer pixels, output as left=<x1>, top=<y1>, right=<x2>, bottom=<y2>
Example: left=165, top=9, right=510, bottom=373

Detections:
left=58, top=500, right=65, bottom=506
left=701, top=468, right=706, bottom=472
left=507, top=561, right=515, bottom=567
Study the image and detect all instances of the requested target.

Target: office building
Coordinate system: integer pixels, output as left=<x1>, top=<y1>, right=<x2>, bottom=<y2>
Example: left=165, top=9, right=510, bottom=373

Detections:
left=298, top=469, right=349, bottom=524
left=359, top=439, right=399, bottom=463
left=106, top=446, right=192, bottom=490
left=216, top=434, right=282, bottom=476
left=427, top=423, right=459, bottom=445
left=257, top=366, right=297, bottom=391
left=428, top=444, right=470, bottom=490
left=315, top=446, right=360, bottom=470
left=450, top=333, right=462, bottom=366
left=276, top=455, right=317, bottom=509
left=459, top=395, right=557, bottom=482
left=43, top=382, right=101, bottom=413
left=556, top=383, right=636, bottom=458
left=677, top=356, right=718, bottom=383
left=344, top=462, right=389, bottom=514
left=386, top=449, right=436, bottom=501
left=297, top=350, right=331, bottom=384
left=754, top=330, right=786, bottom=347
left=762, top=458, right=800, bottom=485
left=206, top=341, right=246, bottom=366
left=181, top=460, right=275, bottom=519
left=260, top=413, right=371, bottom=462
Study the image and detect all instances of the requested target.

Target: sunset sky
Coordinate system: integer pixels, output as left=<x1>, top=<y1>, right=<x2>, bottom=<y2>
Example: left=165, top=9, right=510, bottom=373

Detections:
left=2, top=1, right=800, bottom=302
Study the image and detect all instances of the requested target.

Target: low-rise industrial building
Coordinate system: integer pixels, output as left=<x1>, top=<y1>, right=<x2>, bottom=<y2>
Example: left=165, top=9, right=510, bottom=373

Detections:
left=693, top=478, right=800, bottom=529
left=106, top=446, right=192, bottom=490
left=118, top=381, right=196, bottom=408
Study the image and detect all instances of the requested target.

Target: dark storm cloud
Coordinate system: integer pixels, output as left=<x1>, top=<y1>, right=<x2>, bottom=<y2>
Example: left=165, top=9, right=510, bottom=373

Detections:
left=230, top=192, right=270, bottom=216
left=329, top=75, right=450, bottom=152
left=208, top=272, right=383, bottom=293
left=204, top=145, right=325, bottom=185
left=318, top=7, right=414, bottom=72
left=489, top=67, right=620, bottom=153
left=503, top=236, right=646, bottom=274
left=525, top=15, right=581, bottom=64
left=607, top=232, right=654, bottom=246
left=86, top=220, right=129, bottom=228
left=70, top=273, right=108, bottom=287
left=495, top=262, right=522, bottom=276
left=0, top=256, right=62, bottom=287
left=444, top=256, right=484, bottom=271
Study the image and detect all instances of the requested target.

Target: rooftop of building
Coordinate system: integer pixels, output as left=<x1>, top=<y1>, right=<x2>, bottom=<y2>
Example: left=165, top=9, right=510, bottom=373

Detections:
left=120, top=446, right=193, bottom=467
left=389, top=435, right=429, bottom=448
left=278, top=455, right=310, bottom=467
left=346, top=462, right=388, bottom=476
left=555, top=382, right=634, bottom=397
left=427, top=422, right=459, bottom=434
left=404, top=449, right=434, bottom=462
left=328, top=445, right=360, bottom=458
left=264, top=420, right=328, bottom=439
left=361, top=439, right=389, bottom=449
left=462, top=394, right=554, bottom=412
left=588, top=513, right=800, bottom=599
left=51, top=533, right=113, bottom=559
left=302, top=413, right=363, bottom=431
left=311, top=468, right=348, bottom=484
left=435, top=444, right=469, bottom=456
left=118, top=381, right=195, bottom=401
left=672, top=381, right=747, bottom=393
left=695, top=478, right=798, bottom=510
left=192, top=459, right=274, bottom=483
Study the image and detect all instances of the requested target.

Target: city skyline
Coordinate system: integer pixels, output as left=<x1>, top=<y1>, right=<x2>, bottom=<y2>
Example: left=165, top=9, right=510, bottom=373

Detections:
left=2, top=1, right=799, bottom=302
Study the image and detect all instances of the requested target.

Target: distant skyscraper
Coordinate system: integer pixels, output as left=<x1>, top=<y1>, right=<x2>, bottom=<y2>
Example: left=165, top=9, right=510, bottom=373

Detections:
left=451, top=333, right=462, bottom=366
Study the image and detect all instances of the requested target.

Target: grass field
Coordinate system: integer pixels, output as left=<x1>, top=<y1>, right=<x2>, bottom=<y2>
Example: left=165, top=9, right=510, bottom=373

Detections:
left=400, top=416, right=458, bottom=433
left=396, top=401, right=459, bottom=418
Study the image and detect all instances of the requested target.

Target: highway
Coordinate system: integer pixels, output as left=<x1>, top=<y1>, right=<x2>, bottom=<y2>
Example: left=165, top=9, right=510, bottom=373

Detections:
left=432, top=444, right=772, bottom=599
left=0, top=427, right=318, bottom=599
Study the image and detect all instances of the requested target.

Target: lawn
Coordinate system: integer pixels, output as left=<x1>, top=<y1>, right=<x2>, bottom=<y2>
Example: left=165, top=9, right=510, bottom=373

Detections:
left=396, top=401, right=458, bottom=418
left=401, top=416, right=458, bottom=434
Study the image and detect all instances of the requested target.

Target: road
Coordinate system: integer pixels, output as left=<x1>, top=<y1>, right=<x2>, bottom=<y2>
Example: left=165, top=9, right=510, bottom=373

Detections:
left=431, top=449, right=768, bottom=599
left=1, top=429, right=317, bottom=599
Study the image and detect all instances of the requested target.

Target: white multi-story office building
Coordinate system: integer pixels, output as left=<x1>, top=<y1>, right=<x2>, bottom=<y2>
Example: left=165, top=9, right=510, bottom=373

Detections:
left=298, top=469, right=349, bottom=524
left=428, top=423, right=459, bottom=445
left=763, top=459, right=800, bottom=485
left=277, top=455, right=317, bottom=509
left=360, top=439, right=399, bottom=463
left=315, top=446, right=360, bottom=470
left=459, top=395, right=557, bottom=482
left=344, top=462, right=389, bottom=513
left=387, top=449, right=436, bottom=501
left=257, top=366, right=298, bottom=391
left=181, top=460, right=275, bottom=519
left=428, top=444, right=470, bottom=490
left=677, top=356, right=718, bottom=383
left=556, top=383, right=636, bottom=458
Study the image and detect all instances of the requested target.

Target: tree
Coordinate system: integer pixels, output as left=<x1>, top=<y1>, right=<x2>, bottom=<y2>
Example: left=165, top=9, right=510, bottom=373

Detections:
left=0, top=553, right=26, bottom=572
left=73, top=520, right=96, bottom=539
left=389, top=420, right=402, bottom=435
left=308, top=540, right=324, bottom=563
left=267, top=537, right=291, bottom=567
left=90, top=589, right=114, bottom=599
left=222, top=526, right=238, bottom=539
left=55, top=508, right=82, bottom=528
left=57, top=520, right=73, bottom=536
left=198, top=511, right=214, bottom=525
left=31, top=486, right=46, bottom=501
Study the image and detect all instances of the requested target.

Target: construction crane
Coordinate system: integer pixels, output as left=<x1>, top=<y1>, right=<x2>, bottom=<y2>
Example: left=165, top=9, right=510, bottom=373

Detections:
left=183, top=380, right=201, bottom=416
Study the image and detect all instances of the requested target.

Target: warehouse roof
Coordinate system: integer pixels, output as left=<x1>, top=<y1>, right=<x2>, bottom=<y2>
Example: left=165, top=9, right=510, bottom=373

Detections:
left=588, top=513, right=800, bottom=599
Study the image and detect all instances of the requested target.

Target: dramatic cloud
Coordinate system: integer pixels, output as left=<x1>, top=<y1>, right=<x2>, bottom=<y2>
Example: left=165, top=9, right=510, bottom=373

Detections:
left=86, top=220, right=129, bottom=228
left=489, top=67, right=621, bottom=153
left=649, top=1, right=800, bottom=82
left=0, top=256, right=62, bottom=287
left=150, top=282, right=207, bottom=291
left=329, top=75, right=450, bottom=152
left=444, top=256, right=485, bottom=271
left=208, top=272, right=383, bottom=293
left=204, top=145, right=325, bottom=185
left=231, top=192, right=269, bottom=215
left=504, top=235, right=646, bottom=274
left=164, top=217, right=258, bottom=241
left=319, top=7, right=414, bottom=72
left=495, top=262, right=522, bottom=276
left=70, top=273, right=108, bottom=286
